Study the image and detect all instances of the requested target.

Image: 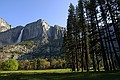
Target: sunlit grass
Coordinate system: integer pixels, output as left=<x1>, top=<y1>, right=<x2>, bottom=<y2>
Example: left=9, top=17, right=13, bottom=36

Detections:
left=0, top=69, right=71, bottom=74
left=0, top=69, right=120, bottom=80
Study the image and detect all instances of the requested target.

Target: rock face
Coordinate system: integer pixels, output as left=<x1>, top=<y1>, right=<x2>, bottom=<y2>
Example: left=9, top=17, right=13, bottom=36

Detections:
left=0, top=26, right=23, bottom=45
left=21, top=19, right=65, bottom=58
left=0, top=18, right=11, bottom=32
left=0, top=18, right=65, bottom=60
left=22, top=19, right=50, bottom=44
left=47, top=25, right=65, bottom=54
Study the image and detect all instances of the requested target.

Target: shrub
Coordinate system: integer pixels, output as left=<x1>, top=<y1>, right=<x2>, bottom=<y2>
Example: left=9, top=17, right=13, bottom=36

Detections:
left=36, top=58, right=50, bottom=69
left=18, top=60, right=31, bottom=70
left=50, top=59, right=58, bottom=68
left=3, top=59, right=19, bottom=71
left=39, top=59, right=50, bottom=69
left=0, top=60, right=4, bottom=70
left=57, top=59, right=66, bottom=68
left=50, top=59, right=66, bottom=69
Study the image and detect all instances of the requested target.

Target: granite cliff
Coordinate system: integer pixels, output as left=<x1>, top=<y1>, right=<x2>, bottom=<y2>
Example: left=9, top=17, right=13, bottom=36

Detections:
left=0, top=19, right=65, bottom=60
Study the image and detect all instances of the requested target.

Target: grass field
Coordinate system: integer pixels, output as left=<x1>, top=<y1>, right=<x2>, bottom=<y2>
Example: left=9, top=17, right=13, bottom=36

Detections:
left=0, top=69, right=120, bottom=80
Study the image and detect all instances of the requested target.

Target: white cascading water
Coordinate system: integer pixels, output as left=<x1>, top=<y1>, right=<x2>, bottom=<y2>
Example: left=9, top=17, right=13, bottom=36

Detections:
left=16, top=28, right=24, bottom=43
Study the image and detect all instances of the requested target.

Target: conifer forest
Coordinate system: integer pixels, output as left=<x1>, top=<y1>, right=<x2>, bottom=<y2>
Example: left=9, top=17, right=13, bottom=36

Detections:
left=62, top=0, right=120, bottom=72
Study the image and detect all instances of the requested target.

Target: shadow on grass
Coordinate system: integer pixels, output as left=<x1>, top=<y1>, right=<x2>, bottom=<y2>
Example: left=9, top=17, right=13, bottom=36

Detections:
left=0, top=71, right=120, bottom=80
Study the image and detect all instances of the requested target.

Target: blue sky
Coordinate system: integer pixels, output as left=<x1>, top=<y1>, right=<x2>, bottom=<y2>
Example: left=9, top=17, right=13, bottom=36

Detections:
left=0, top=0, right=78, bottom=27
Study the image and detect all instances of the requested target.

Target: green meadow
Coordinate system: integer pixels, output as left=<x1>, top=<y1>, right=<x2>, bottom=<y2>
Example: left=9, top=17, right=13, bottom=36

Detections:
left=0, top=69, right=120, bottom=80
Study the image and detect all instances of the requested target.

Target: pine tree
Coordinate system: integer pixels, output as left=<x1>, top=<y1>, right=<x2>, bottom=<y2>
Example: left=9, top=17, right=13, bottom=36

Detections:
left=77, top=0, right=91, bottom=72
left=66, top=3, right=76, bottom=71
left=97, top=0, right=120, bottom=70
left=106, top=0, right=120, bottom=68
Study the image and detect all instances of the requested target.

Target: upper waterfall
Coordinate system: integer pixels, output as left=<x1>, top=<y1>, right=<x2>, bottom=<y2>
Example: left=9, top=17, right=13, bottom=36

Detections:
left=16, top=28, right=24, bottom=43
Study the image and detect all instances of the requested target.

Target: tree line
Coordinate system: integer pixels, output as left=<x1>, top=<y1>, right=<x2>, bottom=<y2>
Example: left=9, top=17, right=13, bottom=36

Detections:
left=0, top=58, right=66, bottom=71
left=62, top=0, right=120, bottom=72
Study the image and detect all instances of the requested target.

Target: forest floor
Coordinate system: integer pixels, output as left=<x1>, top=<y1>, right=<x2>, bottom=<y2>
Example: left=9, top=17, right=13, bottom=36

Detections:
left=0, top=69, right=120, bottom=80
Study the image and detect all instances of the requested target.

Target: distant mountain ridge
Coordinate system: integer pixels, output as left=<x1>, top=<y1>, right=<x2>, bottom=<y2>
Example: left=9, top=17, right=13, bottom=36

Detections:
left=0, top=18, right=11, bottom=32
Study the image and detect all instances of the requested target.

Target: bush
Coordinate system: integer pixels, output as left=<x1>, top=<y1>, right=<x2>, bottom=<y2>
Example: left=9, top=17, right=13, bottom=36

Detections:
left=0, top=60, right=4, bottom=70
left=50, top=59, right=58, bottom=68
left=18, top=60, right=31, bottom=70
left=57, top=59, right=66, bottom=68
left=3, top=59, right=19, bottom=71
left=38, top=58, right=50, bottom=69
left=33, top=58, right=50, bottom=69
left=50, top=59, right=66, bottom=69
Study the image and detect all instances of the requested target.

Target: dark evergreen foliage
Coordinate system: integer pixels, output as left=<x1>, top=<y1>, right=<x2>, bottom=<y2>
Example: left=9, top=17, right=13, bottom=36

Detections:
left=63, top=0, right=120, bottom=72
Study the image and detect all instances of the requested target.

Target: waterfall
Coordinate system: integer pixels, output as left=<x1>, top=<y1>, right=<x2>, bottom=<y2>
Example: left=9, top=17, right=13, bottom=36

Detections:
left=16, top=28, right=24, bottom=43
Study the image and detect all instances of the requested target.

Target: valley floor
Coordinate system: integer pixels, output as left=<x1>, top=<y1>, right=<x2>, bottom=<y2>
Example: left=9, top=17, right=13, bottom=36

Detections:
left=0, top=69, right=120, bottom=80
